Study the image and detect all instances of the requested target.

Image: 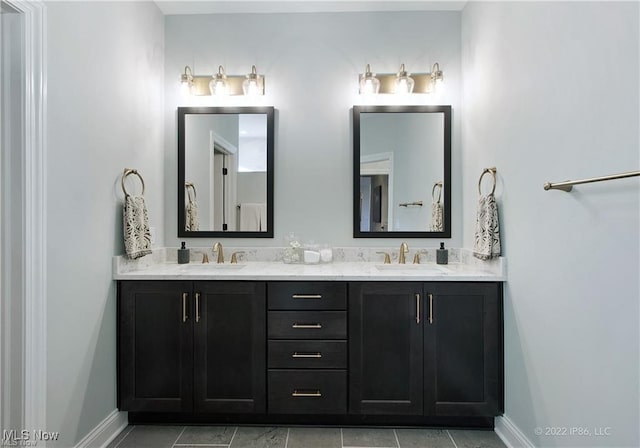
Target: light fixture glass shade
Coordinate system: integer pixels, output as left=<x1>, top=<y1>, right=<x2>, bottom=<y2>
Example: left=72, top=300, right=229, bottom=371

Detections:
left=394, top=63, right=414, bottom=94
left=359, top=64, right=380, bottom=95
left=180, top=65, right=194, bottom=96
left=242, top=65, right=263, bottom=96
left=431, top=62, right=444, bottom=92
left=209, top=65, right=228, bottom=96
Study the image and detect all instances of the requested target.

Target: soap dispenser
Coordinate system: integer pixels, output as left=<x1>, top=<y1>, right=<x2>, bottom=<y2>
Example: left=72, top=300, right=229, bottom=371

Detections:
left=436, top=242, right=448, bottom=265
left=178, top=241, right=190, bottom=264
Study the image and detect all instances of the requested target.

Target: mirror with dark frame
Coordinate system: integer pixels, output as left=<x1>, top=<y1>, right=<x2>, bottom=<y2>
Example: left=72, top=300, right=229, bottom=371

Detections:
left=178, top=106, right=274, bottom=238
left=353, top=105, right=451, bottom=238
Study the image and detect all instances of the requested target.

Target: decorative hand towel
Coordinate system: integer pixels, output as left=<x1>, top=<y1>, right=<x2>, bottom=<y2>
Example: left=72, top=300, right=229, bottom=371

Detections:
left=123, top=195, right=152, bottom=259
left=185, top=199, right=199, bottom=231
left=430, top=201, right=443, bottom=231
left=473, top=194, right=501, bottom=260
left=259, top=203, right=267, bottom=232
left=239, top=203, right=263, bottom=231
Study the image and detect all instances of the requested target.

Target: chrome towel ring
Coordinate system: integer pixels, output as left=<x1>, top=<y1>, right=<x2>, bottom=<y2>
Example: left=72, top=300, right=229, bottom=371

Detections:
left=122, top=168, right=145, bottom=196
left=432, top=181, right=443, bottom=203
left=185, top=182, right=197, bottom=201
left=478, top=167, right=497, bottom=195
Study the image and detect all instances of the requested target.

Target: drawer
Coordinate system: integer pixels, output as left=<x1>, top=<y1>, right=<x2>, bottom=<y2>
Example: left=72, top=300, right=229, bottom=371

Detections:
left=268, top=282, right=347, bottom=310
left=268, top=311, right=346, bottom=339
left=268, top=370, right=346, bottom=414
left=268, top=340, right=347, bottom=369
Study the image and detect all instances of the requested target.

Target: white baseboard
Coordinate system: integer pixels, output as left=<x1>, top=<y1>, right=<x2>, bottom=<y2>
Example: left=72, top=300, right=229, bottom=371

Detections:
left=74, top=410, right=128, bottom=448
left=495, top=415, right=536, bottom=448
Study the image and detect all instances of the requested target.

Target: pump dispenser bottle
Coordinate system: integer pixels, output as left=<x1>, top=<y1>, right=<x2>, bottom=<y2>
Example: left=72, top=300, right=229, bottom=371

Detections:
left=436, top=242, right=448, bottom=265
left=178, top=241, right=190, bottom=264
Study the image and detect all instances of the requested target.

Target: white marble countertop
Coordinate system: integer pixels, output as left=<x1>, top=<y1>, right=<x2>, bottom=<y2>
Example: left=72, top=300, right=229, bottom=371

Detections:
left=113, top=248, right=506, bottom=282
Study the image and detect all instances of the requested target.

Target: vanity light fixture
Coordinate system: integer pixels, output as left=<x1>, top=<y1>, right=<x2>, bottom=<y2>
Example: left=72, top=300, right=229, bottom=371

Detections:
left=430, top=62, right=444, bottom=91
left=180, top=64, right=266, bottom=96
left=394, top=63, right=415, bottom=95
left=358, top=64, right=381, bottom=95
left=357, top=62, right=444, bottom=95
left=180, top=66, right=194, bottom=96
left=209, top=65, right=228, bottom=96
left=242, top=65, right=265, bottom=96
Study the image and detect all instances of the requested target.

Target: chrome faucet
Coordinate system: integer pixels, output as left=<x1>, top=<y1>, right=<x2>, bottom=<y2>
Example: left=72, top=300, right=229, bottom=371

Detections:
left=212, top=242, right=224, bottom=263
left=399, top=242, right=409, bottom=264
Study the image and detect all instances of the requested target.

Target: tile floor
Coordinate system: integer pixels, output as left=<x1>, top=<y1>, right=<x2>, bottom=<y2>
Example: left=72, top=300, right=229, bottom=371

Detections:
left=107, top=425, right=507, bottom=448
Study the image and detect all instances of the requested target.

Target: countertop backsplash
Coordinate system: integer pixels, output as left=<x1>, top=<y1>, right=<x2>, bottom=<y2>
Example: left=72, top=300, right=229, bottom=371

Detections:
left=114, top=246, right=505, bottom=277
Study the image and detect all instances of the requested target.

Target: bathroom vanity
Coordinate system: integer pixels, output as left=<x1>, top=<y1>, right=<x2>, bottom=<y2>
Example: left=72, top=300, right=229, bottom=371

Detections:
left=114, top=251, right=504, bottom=427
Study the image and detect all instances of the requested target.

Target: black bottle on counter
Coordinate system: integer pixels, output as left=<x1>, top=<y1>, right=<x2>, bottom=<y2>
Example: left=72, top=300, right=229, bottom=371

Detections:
left=436, top=242, right=448, bottom=265
left=178, top=241, right=190, bottom=264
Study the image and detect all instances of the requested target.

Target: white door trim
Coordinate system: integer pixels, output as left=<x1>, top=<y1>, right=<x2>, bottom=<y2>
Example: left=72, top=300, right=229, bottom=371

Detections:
left=4, top=0, right=47, bottom=438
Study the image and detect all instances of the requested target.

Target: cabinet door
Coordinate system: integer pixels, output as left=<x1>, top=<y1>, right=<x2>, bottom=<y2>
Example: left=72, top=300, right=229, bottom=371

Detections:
left=424, top=282, right=503, bottom=416
left=193, top=281, right=266, bottom=413
left=118, top=281, right=193, bottom=412
left=349, top=282, right=423, bottom=415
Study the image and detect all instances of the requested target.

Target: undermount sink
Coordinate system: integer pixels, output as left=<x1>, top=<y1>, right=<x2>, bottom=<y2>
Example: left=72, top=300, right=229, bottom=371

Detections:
left=179, top=263, right=247, bottom=270
left=375, top=264, right=451, bottom=274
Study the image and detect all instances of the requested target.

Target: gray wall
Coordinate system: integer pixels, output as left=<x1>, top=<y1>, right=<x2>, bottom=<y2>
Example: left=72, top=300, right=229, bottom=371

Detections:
left=462, top=2, right=639, bottom=446
left=46, top=1, right=164, bottom=446
left=164, top=11, right=462, bottom=247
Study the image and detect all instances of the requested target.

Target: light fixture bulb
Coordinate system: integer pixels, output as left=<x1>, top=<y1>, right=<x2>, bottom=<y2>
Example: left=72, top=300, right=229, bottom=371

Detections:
left=431, top=62, right=444, bottom=92
left=242, top=65, right=263, bottom=96
left=180, top=65, right=194, bottom=96
left=359, top=64, right=380, bottom=95
left=209, top=65, right=228, bottom=97
left=394, top=63, right=414, bottom=95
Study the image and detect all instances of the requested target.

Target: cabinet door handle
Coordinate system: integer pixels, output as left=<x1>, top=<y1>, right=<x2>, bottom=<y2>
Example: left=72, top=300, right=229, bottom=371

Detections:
left=292, top=390, right=322, bottom=397
left=428, top=293, right=434, bottom=324
left=415, top=293, right=421, bottom=324
left=292, top=294, right=322, bottom=299
left=182, top=293, right=188, bottom=322
left=292, top=323, right=322, bottom=329
left=195, top=292, right=201, bottom=323
left=292, top=352, right=322, bottom=358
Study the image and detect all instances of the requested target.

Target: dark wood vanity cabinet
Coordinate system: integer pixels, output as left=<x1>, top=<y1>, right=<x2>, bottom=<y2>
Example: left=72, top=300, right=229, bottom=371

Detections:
left=425, top=282, right=503, bottom=416
left=267, top=282, right=348, bottom=414
left=118, top=281, right=194, bottom=412
left=117, top=280, right=266, bottom=413
left=349, top=282, right=424, bottom=415
left=193, top=281, right=266, bottom=413
left=349, top=281, right=503, bottom=417
left=118, top=279, right=502, bottom=422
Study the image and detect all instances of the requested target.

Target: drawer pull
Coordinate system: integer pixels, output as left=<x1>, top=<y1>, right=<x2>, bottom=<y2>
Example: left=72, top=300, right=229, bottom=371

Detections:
left=292, top=323, right=322, bottom=329
left=292, top=352, right=322, bottom=359
left=292, top=294, right=322, bottom=299
left=292, top=390, right=322, bottom=397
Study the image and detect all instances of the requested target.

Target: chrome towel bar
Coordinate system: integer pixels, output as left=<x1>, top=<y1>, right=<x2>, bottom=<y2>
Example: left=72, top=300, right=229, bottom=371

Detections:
left=544, top=170, right=640, bottom=192
left=399, top=201, right=423, bottom=207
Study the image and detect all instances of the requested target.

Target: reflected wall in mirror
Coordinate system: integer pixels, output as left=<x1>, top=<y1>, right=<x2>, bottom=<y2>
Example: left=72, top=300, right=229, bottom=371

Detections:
left=178, top=106, right=274, bottom=237
left=353, top=105, right=451, bottom=238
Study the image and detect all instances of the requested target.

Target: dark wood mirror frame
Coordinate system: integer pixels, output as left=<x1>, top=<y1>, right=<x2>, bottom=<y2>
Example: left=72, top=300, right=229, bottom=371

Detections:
left=177, top=106, right=275, bottom=238
left=353, top=105, right=452, bottom=238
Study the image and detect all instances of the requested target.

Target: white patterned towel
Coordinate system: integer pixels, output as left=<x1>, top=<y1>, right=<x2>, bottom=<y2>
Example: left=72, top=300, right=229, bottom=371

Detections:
left=123, top=195, right=152, bottom=259
left=430, top=201, right=443, bottom=232
left=185, top=200, right=199, bottom=231
left=473, top=194, right=501, bottom=260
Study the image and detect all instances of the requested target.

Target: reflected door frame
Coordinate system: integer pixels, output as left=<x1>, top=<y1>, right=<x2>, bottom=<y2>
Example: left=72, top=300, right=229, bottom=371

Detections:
left=360, top=152, right=394, bottom=231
